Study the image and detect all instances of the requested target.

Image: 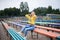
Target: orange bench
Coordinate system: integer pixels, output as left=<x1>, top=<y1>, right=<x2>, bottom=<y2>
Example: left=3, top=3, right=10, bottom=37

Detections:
left=1, top=21, right=10, bottom=37
left=33, top=28, right=60, bottom=40
left=1, top=22, right=9, bottom=29
left=35, top=25, right=60, bottom=33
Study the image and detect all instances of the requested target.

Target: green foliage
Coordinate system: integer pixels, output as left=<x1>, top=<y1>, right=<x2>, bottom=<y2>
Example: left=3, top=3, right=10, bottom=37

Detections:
left=0, top=10, right=5, bottom=16
left=20, top=2, right=29, bottom=16
left=34, top=7, right=47, bottom=16
left=0, top=3, right=60, bottom=17
left=47, top=6, right=52, bottom=13
left=0, top=7, right=20, bottom=17
left=0, top=2, right=29, bottom=17
left=34, top=6, right=60, bottom=16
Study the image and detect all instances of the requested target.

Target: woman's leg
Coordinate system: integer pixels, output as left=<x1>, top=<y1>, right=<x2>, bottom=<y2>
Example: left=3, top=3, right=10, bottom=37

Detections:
left=21, top=27, right=25, bottom=33
left=21, top=24, right=30, bottom=33
left=24, top=25, right=35, bottom=36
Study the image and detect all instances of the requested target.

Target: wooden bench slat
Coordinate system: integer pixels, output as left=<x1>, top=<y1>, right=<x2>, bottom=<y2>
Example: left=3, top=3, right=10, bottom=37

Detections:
left=10, top=29, right=25, bottom=40
left=8, top=29, right=18, bottom=40
left=2, top=21, right=26, bottom=40
left=34, top=28, right=60, bottom=38
left=36, top=26, right=60, bottom=32
left=2, top=22, right=9, bottom=29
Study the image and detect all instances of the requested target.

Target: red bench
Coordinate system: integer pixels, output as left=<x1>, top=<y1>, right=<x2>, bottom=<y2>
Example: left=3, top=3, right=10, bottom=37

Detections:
left=36, top=26, right=60, bottom=33
left=33, top=28, right=60, bottom=40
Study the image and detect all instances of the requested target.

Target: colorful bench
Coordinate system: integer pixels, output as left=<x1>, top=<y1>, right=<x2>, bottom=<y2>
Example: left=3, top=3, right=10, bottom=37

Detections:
left=1, top=21, right=26, bottom=40
left=34, top=28, right=60, bottom=40
left=36, top=26, right=60, bottom=33
left=21, top=21, right=60, bottom=28
left=8, top=29, right=26, bottom=40
left=7, top=21, right=60, bottom=40
left=47, top=23, right=60, bottom=28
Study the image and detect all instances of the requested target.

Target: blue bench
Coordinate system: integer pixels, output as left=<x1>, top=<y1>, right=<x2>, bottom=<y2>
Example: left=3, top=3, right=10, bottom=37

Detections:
left=41, top=20, right=60, bottom=23
left=8, top=29, right=18, bottom=40
left=8, top=29, right=26, bottom=40
left=1, top=21, right=26, bottom=40
left=21, top=21, right=60, bottom=27
left=8, top=21, right=24, bottom=29
left=21, top=19, right=60, bottom=23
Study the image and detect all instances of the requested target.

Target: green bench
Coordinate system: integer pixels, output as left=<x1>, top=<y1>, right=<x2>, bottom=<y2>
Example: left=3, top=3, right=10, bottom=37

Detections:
left=8, top=29, right=26, bottom=40
left=1, top=21, right=26, bottom=40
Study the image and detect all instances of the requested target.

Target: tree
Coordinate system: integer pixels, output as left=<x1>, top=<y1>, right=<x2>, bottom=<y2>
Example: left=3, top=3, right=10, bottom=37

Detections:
left=55, top=9, right=60, bottom=14
left=20, top=2, right=24, bottom=13
left=0, top=10, right=5, bottom=16
left=4, top=8, right=9, bottom=16
left=0, top=5, right=60, bottom=17
left=34, top=7, right=42, bottom=15
left=47, top=6, right=52, bottom=13
left=20, top=2, right=29, bottom=16
left=34, top=7, right=47, bottom=16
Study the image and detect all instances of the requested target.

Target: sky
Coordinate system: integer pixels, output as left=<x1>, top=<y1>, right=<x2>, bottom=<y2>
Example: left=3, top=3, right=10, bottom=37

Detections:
left=0, top=0, right=60, bottom=12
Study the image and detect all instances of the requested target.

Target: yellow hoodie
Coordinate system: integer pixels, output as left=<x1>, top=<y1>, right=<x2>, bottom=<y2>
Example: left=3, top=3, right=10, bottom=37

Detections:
left=25, top=14, right=37, bottom=25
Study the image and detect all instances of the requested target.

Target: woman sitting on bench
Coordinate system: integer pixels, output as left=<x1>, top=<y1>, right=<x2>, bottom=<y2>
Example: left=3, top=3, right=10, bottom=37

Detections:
left=21, top=11, right=37, bottom=38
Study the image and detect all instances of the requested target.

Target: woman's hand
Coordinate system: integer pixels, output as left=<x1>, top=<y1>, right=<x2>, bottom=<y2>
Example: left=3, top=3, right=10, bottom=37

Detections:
left=29, top=14, right=32, bottom=17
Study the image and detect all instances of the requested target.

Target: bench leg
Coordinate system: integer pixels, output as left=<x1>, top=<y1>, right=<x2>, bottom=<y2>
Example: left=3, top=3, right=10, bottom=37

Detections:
left=31, top=31, right=33, bottom=38
left=50, top=37, right=53, bottom=40
left=31, top=31, right=38, bottom=39
left=9, top=35, right=11, bottom=40
left=15, top=25, right=17, bottom=29
left=7, top=31, right=9, bottom=36
left=37, top=33, right=38, bottom=39
left=13, top=24, right=15, bottom=28
left=56, top=36, right=60, bottom=40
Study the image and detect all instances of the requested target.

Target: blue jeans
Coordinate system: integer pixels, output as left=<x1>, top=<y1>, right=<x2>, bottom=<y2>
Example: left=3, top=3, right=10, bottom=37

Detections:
left=21, top=24, right=35, bottom=36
